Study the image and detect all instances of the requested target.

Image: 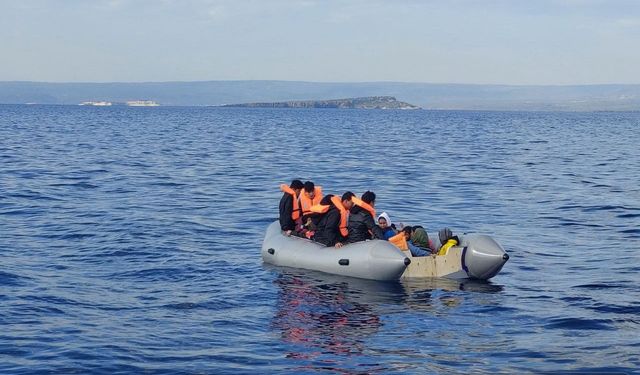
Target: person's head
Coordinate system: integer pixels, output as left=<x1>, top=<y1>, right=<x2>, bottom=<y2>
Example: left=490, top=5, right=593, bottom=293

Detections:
left=290, top=179, right=304, bottom=194
left=411, top=227, right=430, bottom=248
left=378, top=217, right=388, bottom=228
left=320, top=194, right=333, bottom=205
left=401, top=226, right=412, bottom=240
left=439, top=228, right=453, bottom=244
left=361, top=191, right=376, bottom=206
left=341, top=191, right=355, bottom=210
left=377, top=212, right=391, bottom=229
left=304, top=181, right=315, bottom=198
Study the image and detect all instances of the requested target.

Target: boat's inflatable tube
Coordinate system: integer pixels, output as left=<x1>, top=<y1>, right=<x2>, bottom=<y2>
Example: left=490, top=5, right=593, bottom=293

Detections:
left=262, top=221, right=410, bottom=281
left=401, top=234, right=509, bottom=280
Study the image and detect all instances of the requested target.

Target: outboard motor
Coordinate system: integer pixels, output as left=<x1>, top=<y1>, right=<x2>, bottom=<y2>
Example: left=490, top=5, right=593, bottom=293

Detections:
left=460, top=234, right=509, bottom=280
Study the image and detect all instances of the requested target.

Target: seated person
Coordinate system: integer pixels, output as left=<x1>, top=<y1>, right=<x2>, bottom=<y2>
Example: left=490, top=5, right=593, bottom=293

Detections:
left=311, top=192, right=354, bottom=248
left=346, top=191, right=384, bottom=243
left=411, top=226, right=436, bottom=254
left=389, top=227, right=430, bottom=257
left=300, top=181, right=323, bottom=230
left=437, top=227, right=461, bottom=255
left=279, top=179, right=304, bottom=236
left=377, top=212, right=397, bottom=240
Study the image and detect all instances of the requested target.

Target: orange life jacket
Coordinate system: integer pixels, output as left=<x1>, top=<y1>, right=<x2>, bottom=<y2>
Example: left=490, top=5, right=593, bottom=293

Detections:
left=309, top=195, right=349, bottom=237
left=309, top=203, right=329, bottom=214
left=280, top=184, right=301, bottom=221
left=299, top=186, right=323, bottom=216
left=389, top=232, right=409, bottom=250
left=351, top=197, right=376, bottom=219
left=331, top=196, right=349, bottom=237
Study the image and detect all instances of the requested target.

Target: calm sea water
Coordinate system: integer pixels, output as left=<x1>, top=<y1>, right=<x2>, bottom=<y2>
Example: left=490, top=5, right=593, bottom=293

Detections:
left=1, top=105, right=639, bottom=374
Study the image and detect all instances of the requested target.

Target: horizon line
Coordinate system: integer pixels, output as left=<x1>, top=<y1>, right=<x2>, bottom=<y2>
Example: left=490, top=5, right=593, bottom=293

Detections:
left=2, top=79, right=640, bottom=87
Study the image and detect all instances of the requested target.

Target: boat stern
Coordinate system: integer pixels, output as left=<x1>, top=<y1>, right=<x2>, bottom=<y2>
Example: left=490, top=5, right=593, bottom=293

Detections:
left=462, top=234, right=509, bottom=280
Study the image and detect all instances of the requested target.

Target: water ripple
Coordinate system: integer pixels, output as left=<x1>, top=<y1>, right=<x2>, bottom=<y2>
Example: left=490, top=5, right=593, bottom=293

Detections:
left=1, top=106, right=639, bottom=373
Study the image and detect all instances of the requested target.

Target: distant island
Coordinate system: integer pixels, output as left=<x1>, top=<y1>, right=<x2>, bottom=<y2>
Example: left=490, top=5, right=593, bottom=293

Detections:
left=2, top=80, right=640, bottom=111
left=79, top=100, right=160, bottom=107
left=220, top=96, right=420, bottom=109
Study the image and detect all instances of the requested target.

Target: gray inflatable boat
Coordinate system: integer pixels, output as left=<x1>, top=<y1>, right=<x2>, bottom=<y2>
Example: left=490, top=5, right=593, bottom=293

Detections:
left=262, top=221, right=509, bottom=281
left=261, top=221, right=410, bottom=281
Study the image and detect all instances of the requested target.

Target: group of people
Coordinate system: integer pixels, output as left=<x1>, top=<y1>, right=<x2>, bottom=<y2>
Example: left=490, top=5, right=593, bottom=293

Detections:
left=278, top=180, right=456, bottom=257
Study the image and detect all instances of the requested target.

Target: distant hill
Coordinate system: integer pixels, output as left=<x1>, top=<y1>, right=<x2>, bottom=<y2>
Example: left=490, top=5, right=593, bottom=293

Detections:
left=221, top=96, right=420, bottom=109
left=1, top=80, right=639, bottom=111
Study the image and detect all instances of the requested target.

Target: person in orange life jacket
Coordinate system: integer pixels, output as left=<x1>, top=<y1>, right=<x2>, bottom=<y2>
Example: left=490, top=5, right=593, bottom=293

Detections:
left=377, top=212, right=397, bottom=240
left=312, top=192, right=354, bottom=248
left=300, top=180, right=323, bottom=231
left=346, top=191, right=385, bottom=243
left=279, top=179, right=304, bottom=236
left=400, top=226, right=431, bottom=257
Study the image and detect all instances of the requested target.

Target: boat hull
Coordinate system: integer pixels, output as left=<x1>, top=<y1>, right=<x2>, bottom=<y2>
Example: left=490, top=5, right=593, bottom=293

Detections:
left=262, top=221, right=410, bottom=281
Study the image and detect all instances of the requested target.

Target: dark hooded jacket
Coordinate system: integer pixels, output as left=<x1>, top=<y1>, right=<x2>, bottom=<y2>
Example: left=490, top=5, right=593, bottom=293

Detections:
left=312, top=195, right=344, bottom=247
left=346, top=205, right=384, bottom=243
left=278, top=193, right=297, bottom=231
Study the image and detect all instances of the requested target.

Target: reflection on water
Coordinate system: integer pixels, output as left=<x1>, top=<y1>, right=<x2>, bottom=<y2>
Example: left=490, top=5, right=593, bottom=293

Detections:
left=3, top=106, right=638, bottom=373
left=400, top=278, right=505, bottom=314
left=401, top=277, right=505, bottom=294
left=271, top=270, right=384, bottom=359
left=268, top=265, right=506, bottom=370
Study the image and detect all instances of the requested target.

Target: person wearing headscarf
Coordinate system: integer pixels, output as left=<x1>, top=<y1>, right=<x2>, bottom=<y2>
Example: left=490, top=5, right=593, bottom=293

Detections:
left=411, top=226, right=436, bottom=253
left=377, top=212, right=396, bottom=240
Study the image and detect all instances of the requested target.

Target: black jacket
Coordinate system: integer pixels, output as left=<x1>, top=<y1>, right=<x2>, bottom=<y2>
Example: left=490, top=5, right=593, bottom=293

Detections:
left=346, top=205, right=384, bottom=243
left=301, top=212, right=322, bottom=230
left=313, top=206, right=344, bottom=247
left=278, top=193, right=298, bottom=231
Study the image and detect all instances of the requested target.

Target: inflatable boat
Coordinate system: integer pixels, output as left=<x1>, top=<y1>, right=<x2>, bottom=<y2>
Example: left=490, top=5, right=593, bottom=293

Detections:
left=262, top=221, right=509, bottom=281
left=261, top=221, right=410, bottom=281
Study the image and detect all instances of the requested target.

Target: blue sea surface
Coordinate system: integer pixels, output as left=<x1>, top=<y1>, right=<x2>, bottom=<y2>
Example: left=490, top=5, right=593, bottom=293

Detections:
left=1, top=105, right=639, bottom=374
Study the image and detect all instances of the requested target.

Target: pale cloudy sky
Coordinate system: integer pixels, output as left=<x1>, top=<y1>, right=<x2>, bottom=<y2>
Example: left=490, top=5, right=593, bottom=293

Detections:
left=1, top=0, right=639, bottom=84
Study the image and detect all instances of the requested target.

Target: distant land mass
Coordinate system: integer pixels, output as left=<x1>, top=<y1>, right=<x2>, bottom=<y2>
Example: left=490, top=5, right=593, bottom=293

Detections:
left=1, top=80, right=639, bottom=111
left=221, top=96, right=420, bottom=109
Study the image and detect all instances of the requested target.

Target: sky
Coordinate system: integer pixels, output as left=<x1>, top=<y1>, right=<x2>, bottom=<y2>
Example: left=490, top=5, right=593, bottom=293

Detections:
left=1, top=0, right=640, bottom=85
